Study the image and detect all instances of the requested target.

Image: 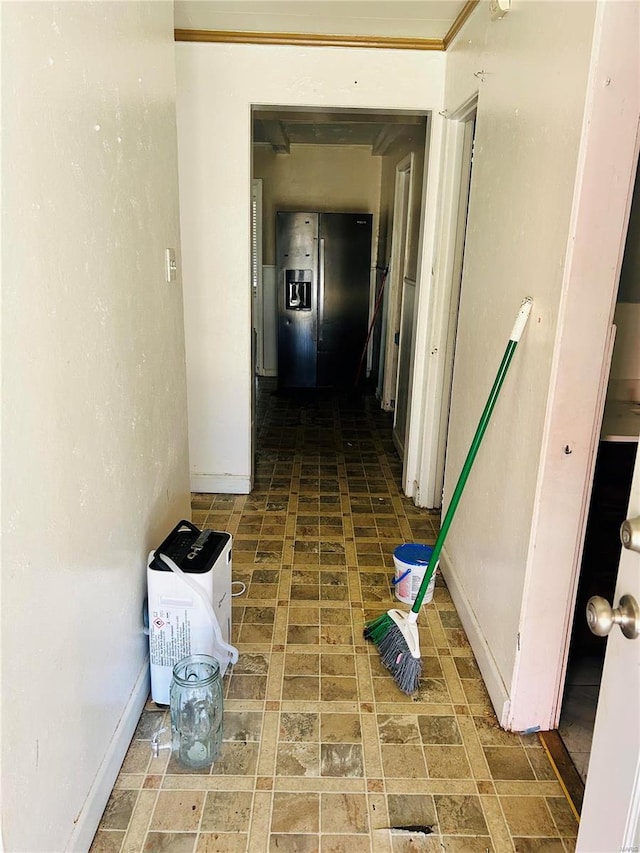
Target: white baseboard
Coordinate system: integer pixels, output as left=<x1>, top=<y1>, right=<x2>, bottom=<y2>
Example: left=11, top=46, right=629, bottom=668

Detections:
left=65, top=660, right=150, bottom=852
left=190, top=474, right=252, bottom=494
left=439, top=550, right=512, bottom=728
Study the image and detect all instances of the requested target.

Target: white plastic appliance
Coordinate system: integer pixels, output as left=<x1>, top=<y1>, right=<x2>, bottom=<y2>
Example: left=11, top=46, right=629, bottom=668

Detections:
left=147, top=520, right=236, bottom=705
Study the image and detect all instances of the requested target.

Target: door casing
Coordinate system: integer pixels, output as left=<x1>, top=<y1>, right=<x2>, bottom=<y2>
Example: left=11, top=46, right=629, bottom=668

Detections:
left=382, top=153, right=413, bottom=415
left=415, top=97, right=477, bottom=509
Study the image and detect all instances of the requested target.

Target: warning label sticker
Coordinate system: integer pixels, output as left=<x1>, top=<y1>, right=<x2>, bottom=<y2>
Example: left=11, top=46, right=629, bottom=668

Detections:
left=149, top=609, right=192, bottom=668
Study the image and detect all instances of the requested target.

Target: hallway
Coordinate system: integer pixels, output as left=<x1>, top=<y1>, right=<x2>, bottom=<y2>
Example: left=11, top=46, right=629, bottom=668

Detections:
left=91, top=380, right=578, bottom=852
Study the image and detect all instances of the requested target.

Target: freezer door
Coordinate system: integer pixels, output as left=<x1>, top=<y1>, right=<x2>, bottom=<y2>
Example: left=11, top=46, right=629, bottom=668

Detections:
left=317, top=213, right=372, bottom=388
left=276, top=212, right=318, bottom=388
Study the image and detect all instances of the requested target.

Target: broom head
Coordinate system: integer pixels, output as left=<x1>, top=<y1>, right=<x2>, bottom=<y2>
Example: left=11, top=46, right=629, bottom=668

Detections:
left=364, top=609, right=422, bottom=695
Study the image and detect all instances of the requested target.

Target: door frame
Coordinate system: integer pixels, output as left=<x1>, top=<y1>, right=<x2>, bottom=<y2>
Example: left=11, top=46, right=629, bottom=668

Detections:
left=176, top=41, right=445, bottom=493
left=392, top=273, right=417, bottom=459
left=414, top=96, right=477, bottom=508
left=381, top=153, right=414, bottom=412
left=506, top=0, right=640, bottom=732
left=251, top=178, right=266, bottom=376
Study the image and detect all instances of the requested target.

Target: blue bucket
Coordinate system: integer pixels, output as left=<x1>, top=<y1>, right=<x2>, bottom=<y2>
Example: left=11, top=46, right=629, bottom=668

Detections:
left=392, top=543, right=436, bottom=606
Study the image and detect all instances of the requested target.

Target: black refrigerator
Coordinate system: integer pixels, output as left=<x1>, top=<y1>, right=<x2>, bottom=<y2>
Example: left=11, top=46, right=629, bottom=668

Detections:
left=276, top=211, right=373, bottom=389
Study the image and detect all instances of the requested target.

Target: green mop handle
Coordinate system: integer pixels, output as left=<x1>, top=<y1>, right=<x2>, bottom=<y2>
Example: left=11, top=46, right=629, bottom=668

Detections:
left=410, top=297, right=533, bottom=614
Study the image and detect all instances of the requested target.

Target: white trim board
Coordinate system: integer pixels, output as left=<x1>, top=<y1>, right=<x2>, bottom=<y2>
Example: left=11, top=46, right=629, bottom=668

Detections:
left=64, top=661, right=150, bottom=852
left=261, top=264, right=277, bottom=378
left=191, top=474, right=252, bottom=494
left=382, top=153, right=414, bottom=412
left=439, top=550, right=511, bottom=728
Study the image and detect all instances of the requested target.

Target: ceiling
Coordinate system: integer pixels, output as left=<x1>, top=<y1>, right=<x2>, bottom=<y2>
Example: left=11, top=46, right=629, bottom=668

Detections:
left=174, top=1, right=468, bottom=42
left=253, top=108, right=427, bottom=154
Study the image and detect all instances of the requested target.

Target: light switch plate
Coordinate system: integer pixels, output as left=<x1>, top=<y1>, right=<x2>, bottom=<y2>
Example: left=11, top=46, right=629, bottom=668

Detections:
left=165, top=248, right=177, bottom=282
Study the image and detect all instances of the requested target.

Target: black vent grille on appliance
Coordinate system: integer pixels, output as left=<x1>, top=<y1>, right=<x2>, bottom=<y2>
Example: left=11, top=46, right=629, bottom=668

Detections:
left=149, top=520, right=230, bottom=575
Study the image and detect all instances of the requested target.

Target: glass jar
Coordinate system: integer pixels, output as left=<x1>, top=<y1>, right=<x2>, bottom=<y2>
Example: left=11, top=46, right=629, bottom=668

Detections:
left=169, top=654, right=223, bottom=770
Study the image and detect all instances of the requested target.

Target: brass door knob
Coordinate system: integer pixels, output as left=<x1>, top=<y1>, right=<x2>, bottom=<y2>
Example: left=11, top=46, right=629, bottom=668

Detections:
left=620, top=515, right=640, bottom=554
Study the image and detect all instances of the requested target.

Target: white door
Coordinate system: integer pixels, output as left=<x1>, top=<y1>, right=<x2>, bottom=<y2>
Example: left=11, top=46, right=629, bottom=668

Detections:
left=392, top=276, right=416, bottom=458
left=381, top=154, right=413, bottom=415
left=577, top=437, right=640, bottom=851
left=390, top=157, right=416, bottom=460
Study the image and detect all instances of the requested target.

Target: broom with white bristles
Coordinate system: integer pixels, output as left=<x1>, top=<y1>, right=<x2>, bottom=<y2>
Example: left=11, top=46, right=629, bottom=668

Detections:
left=364, top=297, right=533, bottom=695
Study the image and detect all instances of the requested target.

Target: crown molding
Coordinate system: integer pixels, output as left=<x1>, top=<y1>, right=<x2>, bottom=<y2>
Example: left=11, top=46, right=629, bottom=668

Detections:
left=174, top=28, right=444, bottom=51
left=443, top=0, right=480, bottom=49
left=175, top=2, right=479, bottom=52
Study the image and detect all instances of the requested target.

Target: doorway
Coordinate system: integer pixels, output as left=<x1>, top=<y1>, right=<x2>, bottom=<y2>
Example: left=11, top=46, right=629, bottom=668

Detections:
left=387, top=153, right=414, bottom=457
left=250, top=106, right=429, bottom=463
left=557, top=147, right=640, bottom=794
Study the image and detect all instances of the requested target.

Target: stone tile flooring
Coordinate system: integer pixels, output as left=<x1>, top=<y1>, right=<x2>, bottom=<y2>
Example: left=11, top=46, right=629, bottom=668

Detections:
left=90, top=380, right=578, bottom=852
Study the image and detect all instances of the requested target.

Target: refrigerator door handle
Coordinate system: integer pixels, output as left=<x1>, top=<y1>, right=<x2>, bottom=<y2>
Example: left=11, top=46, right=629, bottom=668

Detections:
left=319, top=237, right=325, bottom=342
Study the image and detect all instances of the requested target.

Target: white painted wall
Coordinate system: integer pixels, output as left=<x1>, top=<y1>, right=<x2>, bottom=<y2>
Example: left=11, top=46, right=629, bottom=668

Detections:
left=610, top=304, right=640, bottom=401
left=434, top=1, right=597, bottom=725
left=1, top=3, right=189, bottom=849
left=253, top=143, right=382, bottom=267
left=610, top=163, right=640, bottom=401
left=176, top=42, right=445, bottom=493
left=618, top=160, right=640, bottom=306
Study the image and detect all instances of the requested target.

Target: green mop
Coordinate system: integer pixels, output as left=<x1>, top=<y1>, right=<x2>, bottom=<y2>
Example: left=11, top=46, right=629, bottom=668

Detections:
left=364, top=297, right=533, bottom=695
